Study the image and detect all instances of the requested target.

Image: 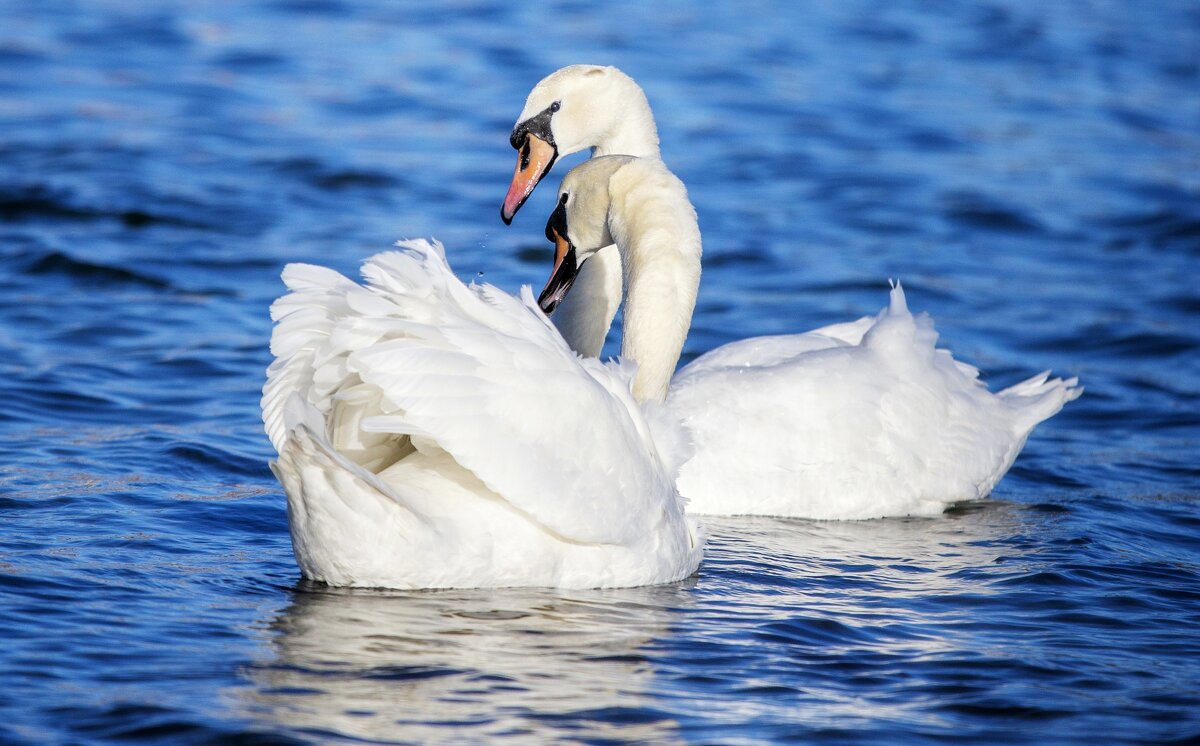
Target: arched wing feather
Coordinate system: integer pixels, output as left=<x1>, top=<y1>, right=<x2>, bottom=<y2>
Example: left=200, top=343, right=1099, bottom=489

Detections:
left=263, top=240, right=680, bottom=545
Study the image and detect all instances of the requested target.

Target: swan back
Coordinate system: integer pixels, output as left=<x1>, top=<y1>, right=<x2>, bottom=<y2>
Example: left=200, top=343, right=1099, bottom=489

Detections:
left=668, top=282, right=1081, bottom=518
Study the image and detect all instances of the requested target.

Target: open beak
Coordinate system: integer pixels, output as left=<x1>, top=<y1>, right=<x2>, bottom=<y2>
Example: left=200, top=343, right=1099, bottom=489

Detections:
left=501, top=133, right=557, bottom=224
left=537, top=227, right=580, bottom=315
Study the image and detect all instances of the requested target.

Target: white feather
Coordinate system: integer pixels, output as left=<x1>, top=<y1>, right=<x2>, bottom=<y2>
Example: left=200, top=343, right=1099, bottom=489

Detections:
left=262, top=239, right=702, bottom=589
left=670, top=284, right=1081, bottom=518
left=548, top=154, right=1080, bottom=520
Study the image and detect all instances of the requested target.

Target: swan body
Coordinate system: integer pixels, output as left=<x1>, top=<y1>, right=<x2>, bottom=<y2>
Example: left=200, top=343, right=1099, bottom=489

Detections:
left=547, top=155, right=1082, bottom=519
left=262, top=241, right=701, bottom=589
left=669, top=293, right=1079, bottom=518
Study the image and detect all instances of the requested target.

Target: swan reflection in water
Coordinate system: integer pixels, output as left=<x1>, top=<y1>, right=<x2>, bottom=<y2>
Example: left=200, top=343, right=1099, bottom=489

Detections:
left=238, top=579, right=697, bottom=743
left=238, top=501, right=1046, bottom=741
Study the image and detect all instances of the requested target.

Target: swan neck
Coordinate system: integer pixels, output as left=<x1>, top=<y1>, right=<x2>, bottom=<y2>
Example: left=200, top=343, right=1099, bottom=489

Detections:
left=591, top=88, right=660, bottom=159
left=608, top=163, right=700, bottom=403
left=593, top=128, right=659, bottom=159
left=549, top=249, right=621, bottom=359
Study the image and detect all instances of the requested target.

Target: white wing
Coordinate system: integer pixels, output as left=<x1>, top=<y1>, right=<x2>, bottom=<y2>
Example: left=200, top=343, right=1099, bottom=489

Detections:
left=263, top=240, right=685, bottom=546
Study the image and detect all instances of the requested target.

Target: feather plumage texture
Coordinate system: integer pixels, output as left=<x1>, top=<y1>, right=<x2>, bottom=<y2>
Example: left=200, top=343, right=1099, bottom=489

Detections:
left=669, top=283, right=1082, bottom=518
left=505, top=68, right=1081, bottom=519
left=262, top=240, right=702, bottom=589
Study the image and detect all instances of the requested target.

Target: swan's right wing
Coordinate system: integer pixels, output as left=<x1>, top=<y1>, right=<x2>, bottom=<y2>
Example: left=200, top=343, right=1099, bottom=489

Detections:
left=264, top=240, right=680, bottom=546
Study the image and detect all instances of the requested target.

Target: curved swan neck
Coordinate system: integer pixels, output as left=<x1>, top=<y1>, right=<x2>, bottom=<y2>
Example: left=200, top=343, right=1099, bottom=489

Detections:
left=590, top=86, right=660, bottom=159
left=553, top=82, right=658, bottom=359
left=605, top=160, right=701, bottom=403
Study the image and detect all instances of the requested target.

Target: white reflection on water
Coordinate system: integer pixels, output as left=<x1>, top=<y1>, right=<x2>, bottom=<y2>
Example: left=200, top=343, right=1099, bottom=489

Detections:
left=238, top=581, right=697, bottom=743
left=237, top=501, right=1047, bottom=741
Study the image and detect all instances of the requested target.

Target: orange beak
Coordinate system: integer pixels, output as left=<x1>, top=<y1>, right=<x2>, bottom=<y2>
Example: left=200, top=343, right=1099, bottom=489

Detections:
left=537, top=226, right=579, bottom=314
left=501, top=134, right=557, bottom=224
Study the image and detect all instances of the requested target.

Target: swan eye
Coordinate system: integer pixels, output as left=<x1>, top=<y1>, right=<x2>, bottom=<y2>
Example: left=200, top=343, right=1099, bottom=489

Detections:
left=550, top=101, right=561, bottom=113
left=560, top=193, right=569, bottom=205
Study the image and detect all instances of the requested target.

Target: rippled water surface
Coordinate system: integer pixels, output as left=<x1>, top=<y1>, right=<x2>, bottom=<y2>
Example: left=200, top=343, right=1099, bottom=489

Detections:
left=2, top=1, right=1198, bottom=743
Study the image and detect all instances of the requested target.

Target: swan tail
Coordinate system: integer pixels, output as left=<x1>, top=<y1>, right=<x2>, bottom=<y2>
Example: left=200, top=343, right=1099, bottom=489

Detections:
left=999, top=370, right=1082, bottom=433
left=863, top=280, right=942, bottom=356
left=887, top=278, right=908, bottom=314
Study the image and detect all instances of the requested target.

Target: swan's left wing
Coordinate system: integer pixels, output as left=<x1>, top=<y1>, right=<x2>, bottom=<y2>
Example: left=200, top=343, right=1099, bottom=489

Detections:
left=264, top=240, right=679, bottom=546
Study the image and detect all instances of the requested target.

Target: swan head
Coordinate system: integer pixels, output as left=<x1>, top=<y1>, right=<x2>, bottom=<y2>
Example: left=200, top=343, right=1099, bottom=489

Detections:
left=537, top=156, right=634, bottom=314
left=502, top=65, right=658, bottom=224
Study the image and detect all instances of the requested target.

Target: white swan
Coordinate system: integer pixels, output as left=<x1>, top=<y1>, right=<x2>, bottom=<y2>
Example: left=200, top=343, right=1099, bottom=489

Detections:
left=540, top=155, right=1081, bottom=519
left=261, top=241, right=701, bottom=589
left=503, top=64, right=659, bottom=357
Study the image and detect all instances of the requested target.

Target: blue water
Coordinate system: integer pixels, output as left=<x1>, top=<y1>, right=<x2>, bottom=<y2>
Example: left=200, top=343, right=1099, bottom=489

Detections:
left=1, top=0, right=1198, bottom=742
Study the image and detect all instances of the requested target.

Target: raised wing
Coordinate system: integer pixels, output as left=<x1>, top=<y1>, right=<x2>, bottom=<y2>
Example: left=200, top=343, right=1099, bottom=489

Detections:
left=263, top=240, right=681, bottom=545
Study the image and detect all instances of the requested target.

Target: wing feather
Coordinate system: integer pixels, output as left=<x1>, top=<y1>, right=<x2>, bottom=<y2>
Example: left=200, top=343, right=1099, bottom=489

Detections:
left=263, top=239, right=680, bottom=545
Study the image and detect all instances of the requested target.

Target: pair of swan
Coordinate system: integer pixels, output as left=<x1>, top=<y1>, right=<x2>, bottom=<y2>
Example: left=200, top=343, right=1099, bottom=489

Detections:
left=262, top=65, right=1079, bottom=589
left=502, top=65, right=1080, bottom=519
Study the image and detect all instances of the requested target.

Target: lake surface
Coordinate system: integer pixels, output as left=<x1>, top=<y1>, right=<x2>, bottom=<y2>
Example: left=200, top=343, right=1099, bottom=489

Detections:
left=2, top=1, right=1198, bottom=743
